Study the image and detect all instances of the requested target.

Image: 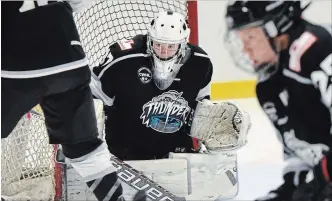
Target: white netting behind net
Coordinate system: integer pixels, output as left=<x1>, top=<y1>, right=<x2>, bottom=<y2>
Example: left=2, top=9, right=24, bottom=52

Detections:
left=1, top=112, right=56, bottom=201
left=1, top=100, right=104, bottom=201
left=74, top=0, right=188, bottom=67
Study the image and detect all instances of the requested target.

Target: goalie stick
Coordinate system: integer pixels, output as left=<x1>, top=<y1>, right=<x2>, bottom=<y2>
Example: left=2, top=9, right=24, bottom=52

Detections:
left=58, top=148, right=236, bottom=201
left=56, top=147, right=238, bottom=201
left=110, top=156, right=186, bottom=201
left=56, top=148, right=186, bottom=201
left=111, top=153, right=238, bottom=201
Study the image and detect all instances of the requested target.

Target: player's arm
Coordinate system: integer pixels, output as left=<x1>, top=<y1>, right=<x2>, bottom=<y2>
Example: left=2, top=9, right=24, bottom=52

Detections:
left=295, top=27, right=332, bottom=183
left=256, top=75, right=297, bottom=155
left=255, top=26, right=332, bottom=148
left=196, top=59, right=213, bottom=101
left=306, top=27, right=332, bottom=111
left=183, top=56, right=212, bottom=132
left=290, top=27, right=332, bottom=165
left=256, top=71, right=329, bottom=167
left=89, top=42, right=121, bottom=107
left=256, top=73, right=327, bottom=162
left=305, top=27, right=332, bottom=166
left=312, top=27, right=332, bottom=181
left=90, top=36, right=138, bottom=105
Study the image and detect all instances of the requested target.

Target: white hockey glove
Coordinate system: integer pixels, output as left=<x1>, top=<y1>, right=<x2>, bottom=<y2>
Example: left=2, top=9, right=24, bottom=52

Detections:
left=189, top=100, right=251, bottom=152
left=284, top=129, right=330, bottom=167
left=295, top=144, right=329, bottom=167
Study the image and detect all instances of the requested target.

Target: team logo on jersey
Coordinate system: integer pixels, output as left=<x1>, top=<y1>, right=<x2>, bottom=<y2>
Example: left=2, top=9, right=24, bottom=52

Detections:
left=138, top=67, right=152, bottom=84
left=140, top=91, right=191, bottom=133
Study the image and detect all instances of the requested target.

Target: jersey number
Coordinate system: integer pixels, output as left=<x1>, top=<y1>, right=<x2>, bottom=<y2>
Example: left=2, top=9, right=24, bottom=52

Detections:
left=19, top=1, right=50, bottom=13
left=311, top=53, right=332, bottom=107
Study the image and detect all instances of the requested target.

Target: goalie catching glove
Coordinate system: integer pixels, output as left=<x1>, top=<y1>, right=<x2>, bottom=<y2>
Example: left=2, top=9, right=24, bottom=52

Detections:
left=188, top=100, right=251, bottom=152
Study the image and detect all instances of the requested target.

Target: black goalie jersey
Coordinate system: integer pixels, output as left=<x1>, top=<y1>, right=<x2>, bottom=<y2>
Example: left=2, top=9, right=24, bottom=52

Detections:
left=256, top=20, right=332, bottom=156
left=91, top=35, right=213, bottom=160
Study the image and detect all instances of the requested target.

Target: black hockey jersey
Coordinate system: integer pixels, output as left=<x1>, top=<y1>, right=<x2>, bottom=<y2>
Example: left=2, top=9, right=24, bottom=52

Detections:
left=91, top=35, right=213, bottom=159
left=256, top=20, right=332, bottom=155
left=1, top=1, right=87, bottom=78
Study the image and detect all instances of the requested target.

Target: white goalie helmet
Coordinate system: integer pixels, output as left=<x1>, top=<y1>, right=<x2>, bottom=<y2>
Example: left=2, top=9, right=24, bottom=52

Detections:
left=147, top=10, right=191, bottom=90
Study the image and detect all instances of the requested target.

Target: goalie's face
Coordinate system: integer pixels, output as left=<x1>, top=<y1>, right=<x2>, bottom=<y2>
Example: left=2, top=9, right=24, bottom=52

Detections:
left=150, top=41, right=182, bottom=90
left=152, top=42, right=180, bottom=60
left=225, top=26, right=278, bottom=73
left=148, top=40, right=184, bottom=90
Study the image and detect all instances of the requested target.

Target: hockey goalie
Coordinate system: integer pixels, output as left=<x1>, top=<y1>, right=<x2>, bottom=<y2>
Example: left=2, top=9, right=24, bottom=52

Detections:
left=66, top=100, right=251, bottom=201
left=67, top=10, right=252, bottom=201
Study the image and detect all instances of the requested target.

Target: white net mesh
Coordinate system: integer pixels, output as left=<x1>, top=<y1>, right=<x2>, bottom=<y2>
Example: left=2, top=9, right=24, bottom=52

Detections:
left=1, top=0, right=190, bottom=200
left=74, top=0, right=188, bottom=67
left=1, top=112, right=57, bottom=201
left=1, top=101, right=103, bottom=201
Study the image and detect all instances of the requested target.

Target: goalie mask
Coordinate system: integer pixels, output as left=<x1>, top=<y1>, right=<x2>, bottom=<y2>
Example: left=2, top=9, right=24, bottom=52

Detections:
left=147, top=10, right=190, bottom=90
left=224, top=0, right=311, bottom=74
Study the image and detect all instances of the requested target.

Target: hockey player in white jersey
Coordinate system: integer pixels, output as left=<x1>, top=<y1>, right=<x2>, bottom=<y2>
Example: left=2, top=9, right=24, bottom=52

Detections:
left=1, top=1, right=144, bottom=201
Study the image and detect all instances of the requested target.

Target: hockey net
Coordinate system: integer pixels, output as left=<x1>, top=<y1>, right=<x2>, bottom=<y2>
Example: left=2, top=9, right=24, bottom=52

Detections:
left=1, top=1, right=197, bottom=201
left=1, top=111, right=65, bottom=201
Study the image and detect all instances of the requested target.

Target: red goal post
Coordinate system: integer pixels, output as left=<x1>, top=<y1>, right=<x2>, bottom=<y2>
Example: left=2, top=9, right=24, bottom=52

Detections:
left=187, top=0, right=199, bottom=45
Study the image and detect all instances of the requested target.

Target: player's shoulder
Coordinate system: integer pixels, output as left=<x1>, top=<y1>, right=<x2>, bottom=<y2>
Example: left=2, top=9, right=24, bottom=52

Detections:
left=187, top=44, right=212, bottom=71
left=108, top=34, right=148, bottom=58
left=295, top=21, right=332, bottom=53
left=289, top=21, right=332, bottom=73
left=97, top=34, right=148, bottom=68
left=306, top=22, right=332, bottom=42
left=183, top=44, right=213, bottom=81
left=93, top=35, right=148, bottom=77
left=305, top=22, right=331, bottom=63
left=188, top=44, right=210, bottom=60
left=303, top=22, right=332, bottom=54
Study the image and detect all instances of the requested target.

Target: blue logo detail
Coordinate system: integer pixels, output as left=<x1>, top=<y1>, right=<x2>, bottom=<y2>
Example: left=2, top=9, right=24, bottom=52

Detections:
left=140, top=90, right=191, bottom=133
left=150, top=115, right=182, bottom=133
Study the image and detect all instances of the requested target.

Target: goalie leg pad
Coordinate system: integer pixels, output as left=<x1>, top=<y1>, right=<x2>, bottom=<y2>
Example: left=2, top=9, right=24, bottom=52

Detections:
left=169, top=152, right=239, bottom=200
